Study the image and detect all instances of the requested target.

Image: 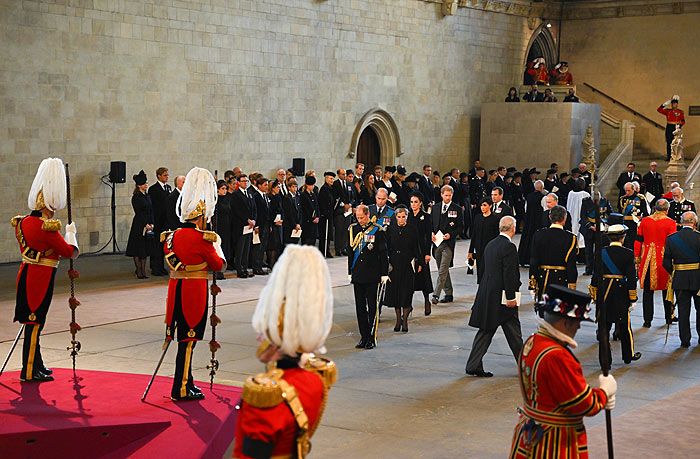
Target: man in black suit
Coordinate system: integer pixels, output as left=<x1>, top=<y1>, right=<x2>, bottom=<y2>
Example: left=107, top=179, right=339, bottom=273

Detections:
left=490, top=187, right=513, bottom=218
left=369, top=188, right=395, bottom=229
left=251, top=177, right=271, bottom=275
left=231, top=174, right=257, bottom=278
left=333, top=169, right=352, bottom=256
left=662, top=211, right=700, bottom=348
left=166, top=175, right=185, bottom=231
left=465, top=215, right=522, bottom=377
left=348, top=204, right=389, bottom=350
left=616, top=162, right=641, bottom=199
left=148, top=167, right=171, bottom=275
left=494, top=166, right=507, bottom=189
left=523, top=84, right=544, bottom=102
left=542, top=193, right=572, bottom=231
left=430, top=185, right=464, bottom=304
left=418, top=164, right=435, bottom=207
left=318, top=172, right=336, bottom=258
left=518, top=180, right=546, bottom=266
left=642, top=161, right=664, bottom=203
left=282, top=178, right=302, bottom=247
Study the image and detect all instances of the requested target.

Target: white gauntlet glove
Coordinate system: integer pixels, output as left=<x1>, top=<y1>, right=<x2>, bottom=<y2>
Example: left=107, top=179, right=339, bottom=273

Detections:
left=381, top=275, right=390, bottom=284
left=598, top=374, right=617, bottom=410
left=64, top=222, right=79, bottom=255
left=213, top=239, right=226, bottom=270
left=347, top=274, right=353, bottom=283
left=663, top=99, right=672, bottom=108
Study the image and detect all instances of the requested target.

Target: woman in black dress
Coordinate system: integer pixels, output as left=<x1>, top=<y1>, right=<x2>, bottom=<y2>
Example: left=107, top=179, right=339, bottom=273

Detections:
left=282, top=179, right=302, bottom=248
left=212, top=180, right=231, bottom=280
left=505, top=87, right=520, bottom=102
left=267, top=179, right=284, bottom=267
left=384, top=206, right=422, bottom=333
left=361, top=173, right=377, bottom=205
left=125, top=170, right=154, bottom=279
left=300, top=175, right=320, bottom=246
left=468, top=198, right=500, bottom=283
left=407, top=191, right=434, bottom=316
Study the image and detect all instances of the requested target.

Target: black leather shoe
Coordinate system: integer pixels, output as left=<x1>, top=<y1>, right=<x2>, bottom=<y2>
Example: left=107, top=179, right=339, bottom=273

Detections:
left=439, top=296, right=454, bottom=303
left=466, top=369, right=493, bottom=378
left=171, top=388, right=205, bottom=401
left=364, top=341, right=375, bottom=350
left=325, top=253, right=334, bottom=259
left=253, top=270, right=268, bottom=276
left=424, top=300, right=432, bottom=317
left=237, top=271, right=248, bottom=278
left=642, top=322, right=651, bottom=328
left=40, top=366, right=53, bottom=375
left=624, top=352, right=642, bottom=364
left=355, top=340, right=366, bottom=349
left=431, top=295, right=439, bottom=305
left=20, top=371, right=54, bottom=382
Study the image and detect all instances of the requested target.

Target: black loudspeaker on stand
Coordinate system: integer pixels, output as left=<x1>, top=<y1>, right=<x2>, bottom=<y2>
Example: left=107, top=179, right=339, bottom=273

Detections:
left=292, top=157, right=305, bottom=177
left=104, top=161, right=126, bottom=254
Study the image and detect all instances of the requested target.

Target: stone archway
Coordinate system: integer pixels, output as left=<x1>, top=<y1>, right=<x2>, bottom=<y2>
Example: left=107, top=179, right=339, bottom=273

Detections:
left=349, top=108, right=402, bottom=165
left=523, top=24, right=557, bottom=80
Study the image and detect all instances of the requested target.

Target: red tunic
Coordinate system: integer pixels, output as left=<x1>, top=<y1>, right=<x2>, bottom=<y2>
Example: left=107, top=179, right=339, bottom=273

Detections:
left=634, top=213, right=676, bottom=290
left=657, top=106, right=686, bottom=125
left=13, top=213, right=76, bottom=324
left=163, top=226, right=224, bottom=340
left=510, top=329, right=607, bottom=459
left=233, top=367, right=326, bottom=459
left=550, top=69, right=573, bottom=85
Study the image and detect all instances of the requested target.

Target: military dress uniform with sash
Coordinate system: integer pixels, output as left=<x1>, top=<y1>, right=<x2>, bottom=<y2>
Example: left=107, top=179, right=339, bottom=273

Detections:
left=162, top=224, right=225, bottom=399
left=579, top=196, right=613, bottom=274
left=618, top=194, right=649, bottom=250
left=590, top=242, right=639, bottom=363
left=529, top=224, right=578, bottom=301
left=234, top=356, right=337, bottom=459
left=368, top=203, right=395, bottom=229
left=12, top=213, right=77, bottom=380
left=668, top=199, right=696, bottom=230
left=348, top=221, right=388, bottom=347
left=662, top=227, right=700, bottom=347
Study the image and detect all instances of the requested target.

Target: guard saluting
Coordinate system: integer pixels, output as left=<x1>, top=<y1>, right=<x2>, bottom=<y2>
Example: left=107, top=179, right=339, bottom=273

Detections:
left=589, top=215, right=641, bottom=364
left=348, top=204, right=389, bottom=350
left=234, top=245, right=336, bottom=459
left=161, top=167, right=226, bottom=400
left=529, top=205, right=578, bottom=301
left=12, top=158, right=79, bottom=382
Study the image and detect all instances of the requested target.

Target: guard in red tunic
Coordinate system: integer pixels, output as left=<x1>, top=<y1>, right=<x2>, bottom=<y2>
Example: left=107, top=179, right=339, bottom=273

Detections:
left=162, top=167, right=226, bottom=401
left=657, top=95, right=686, bottom=161
left=234, top=245, right=336, bottom=459
left=550, top=61, right=573, bottom=85
left=12, top=158, right=79, bottom=382
left=510, top=285, right=617, bottom=459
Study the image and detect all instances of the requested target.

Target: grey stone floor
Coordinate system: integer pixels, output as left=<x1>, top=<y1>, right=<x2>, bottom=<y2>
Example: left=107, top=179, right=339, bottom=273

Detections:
left=1, top=239, right=699, bottom=458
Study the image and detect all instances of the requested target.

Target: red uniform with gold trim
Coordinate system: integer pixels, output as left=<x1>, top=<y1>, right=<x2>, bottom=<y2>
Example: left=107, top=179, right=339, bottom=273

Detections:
left=657, top=106, right=686, bottom=125
left=162, top=223, right=224, bottom=399
left=634, top=212, right=676, bottom=290
left=233, top=357, right=336, bottom=459
left=510, top=327, right=608, bottom=459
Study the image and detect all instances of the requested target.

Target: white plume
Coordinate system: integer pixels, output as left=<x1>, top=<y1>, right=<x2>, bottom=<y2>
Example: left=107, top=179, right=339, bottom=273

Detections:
left=176, top=167, right=217, bottom=223
left=252, top=245, right=334, bottom=356
left=28, top=158, right=67, bottom=211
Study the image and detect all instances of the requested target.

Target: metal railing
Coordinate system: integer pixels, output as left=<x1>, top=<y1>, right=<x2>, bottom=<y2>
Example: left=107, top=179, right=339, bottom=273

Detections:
left=582, top=82, right=664, bottom=131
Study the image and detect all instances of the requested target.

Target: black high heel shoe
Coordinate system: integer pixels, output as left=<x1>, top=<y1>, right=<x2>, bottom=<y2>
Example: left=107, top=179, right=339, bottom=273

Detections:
left=393, top=308, right=402, bottom=332
left=401, top=308, right=412, bottom=333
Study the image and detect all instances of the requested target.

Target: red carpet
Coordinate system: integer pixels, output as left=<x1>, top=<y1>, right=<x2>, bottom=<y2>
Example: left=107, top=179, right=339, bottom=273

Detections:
left=0, top=369, right=241, bottom=459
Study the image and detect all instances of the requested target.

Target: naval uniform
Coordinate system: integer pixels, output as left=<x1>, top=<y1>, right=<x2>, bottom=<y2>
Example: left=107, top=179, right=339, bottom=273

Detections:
left=348, top=221, right=388, bottom=347
left=579, top=196, right=613, bottom=274
left=529, top=224, right=578, bottom=301
left=12, top=213, right=77, bottom=381
left=590, top=242, right=638, bottom=363
left=162, top=224, right=225, bottom=399
left=618, top=194, right=649, bottom=250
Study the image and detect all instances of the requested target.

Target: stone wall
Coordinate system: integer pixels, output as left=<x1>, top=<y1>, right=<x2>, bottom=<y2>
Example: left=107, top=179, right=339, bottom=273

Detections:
left=0, top=0, right=532, bottom=262
left=560, top=13, right=700, bottom=157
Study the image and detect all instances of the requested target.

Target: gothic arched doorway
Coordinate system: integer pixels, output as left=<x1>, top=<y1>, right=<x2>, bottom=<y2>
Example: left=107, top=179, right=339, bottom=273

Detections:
left=523, top=25, right=557, bottom=84
left=357, top=127, right=381, bottom=169
left=349, top=108, right=402, bottom=166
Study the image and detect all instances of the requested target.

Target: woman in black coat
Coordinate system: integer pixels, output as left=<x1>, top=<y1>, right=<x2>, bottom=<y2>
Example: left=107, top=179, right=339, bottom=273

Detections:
left=384, top=206, right=422, bottom=333
left=361, top=173, right=376, bottom=205
left=468, top=198, right=500, bottom=284
left=407, top=191, right=434, bottom=316
left=267, top=179, right=284, bottom=267
left=125, top=170, right=155, bottom=279
left=282, top=179, right=302, bottom=248
left=213, top=180, right=231, bottom=280
left=300, top=176, right=320, bottom=246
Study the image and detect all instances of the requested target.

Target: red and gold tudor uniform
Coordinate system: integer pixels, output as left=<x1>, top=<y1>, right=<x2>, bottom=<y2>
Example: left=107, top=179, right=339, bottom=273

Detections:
left=12, top=212, right=76, bottom=380
left=511, top=287, right=609, bottom=459
left=162, top=223, right=224, bottom=399
left=233, top=356, right=336, bottom=459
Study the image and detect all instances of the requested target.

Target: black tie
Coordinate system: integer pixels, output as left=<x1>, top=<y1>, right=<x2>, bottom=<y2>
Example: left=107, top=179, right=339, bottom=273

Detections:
left=165, top=184, right=171, bottom=193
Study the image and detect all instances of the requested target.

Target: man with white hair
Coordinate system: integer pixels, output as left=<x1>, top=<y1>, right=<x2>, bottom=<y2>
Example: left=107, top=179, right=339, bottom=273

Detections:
left=619, top=182, right=649, bottom=250
left=12, top=158, right=79, bottom=382
left=234, top=245, right=337, bottom=458
left=542, top=193, right=572, bottom=232
left=668, top=186, right=696, bottom=229
left=642, top=161, right=663, bottom=203
left=466, top=216, right=522, bottom=377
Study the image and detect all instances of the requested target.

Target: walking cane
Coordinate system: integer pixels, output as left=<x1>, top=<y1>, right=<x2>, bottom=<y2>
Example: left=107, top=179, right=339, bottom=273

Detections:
left=0, top=325, right=25, bottom=377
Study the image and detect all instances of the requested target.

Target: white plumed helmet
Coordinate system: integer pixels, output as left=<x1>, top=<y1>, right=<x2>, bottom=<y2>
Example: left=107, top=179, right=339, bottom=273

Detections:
left=176, top=167, right=217, bottom=223
left=28, top=158, right=67, bottom=212
left=252, top=245, right=334, bottom=356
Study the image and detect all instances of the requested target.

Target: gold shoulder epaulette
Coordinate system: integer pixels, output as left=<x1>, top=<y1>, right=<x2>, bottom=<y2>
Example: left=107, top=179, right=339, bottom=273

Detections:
left=242, top=368, right=285, bottom=408
left=160, top=230, right=174, bottom=243
left=304, top=356, right=338, bottom=388
left=41, top=219, right=62, bottom=232
left=10, top=215, right=23, bottom=228
left=198, top=229, right=218, bottom=243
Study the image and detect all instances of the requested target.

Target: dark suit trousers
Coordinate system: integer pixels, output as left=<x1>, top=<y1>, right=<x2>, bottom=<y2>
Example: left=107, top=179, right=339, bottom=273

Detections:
left=675, top=290, right=700, bottom=345
left=354, top=282, right=379, bottom=344
left=252, top=227, right=269, bottom=271
left=235, top=233, right=252, bottom=273
left=334, top=213, right=349, bottom=255
left=318, top=217, right=332, bottom=255
left=465, top=316, right=523, bottom=372
left=150, top=226, right=166, bottom=274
